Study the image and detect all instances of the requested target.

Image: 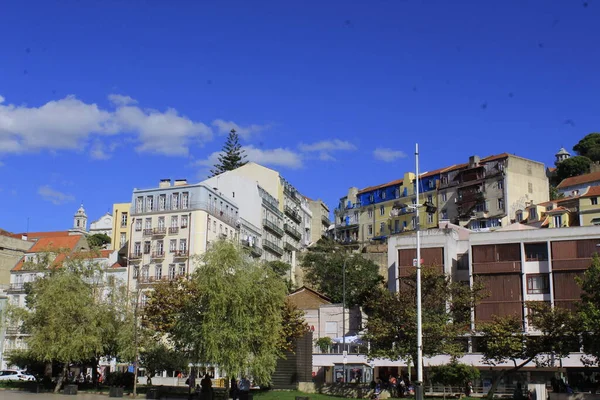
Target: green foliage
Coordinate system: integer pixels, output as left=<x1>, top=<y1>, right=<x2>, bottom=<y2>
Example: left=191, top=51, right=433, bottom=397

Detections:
left=6, top=349, right=47, bottom=377
left=549, top=186, right=565, bottom=201
left=430, top=359, right=480, bottom=388
left=573, top=133, right=600, bottom=161
left=279, top=299, right=308, bottom=353
left=577, top=254, right=600, bottom=365
left=364, top=267, right=486, bottom=363
left=210, top=129, right=247, bottom=177
left=315, top=337, right=333, bottom=353
left=265, top=260, right=291, bottom=278
left=300, top=240, right=384, bottom=307
left=104, top=371, right=135, bottom=388
left=140, top=343, right=188, bottom=385
left=147, top=241, right=288, bottom=385
left=556, top=156, right=592, bottom=183
left=87, top=233, right=111, bottom=249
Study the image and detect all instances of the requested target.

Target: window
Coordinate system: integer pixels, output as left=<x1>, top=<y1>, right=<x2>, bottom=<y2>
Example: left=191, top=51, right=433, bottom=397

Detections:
left=136, top=197, right=143, bottom=213
left=178, top=264, right=186, bottom=276
left=171, top=216, right=178, bottom=228
left=120, top=233, right=126, bottom=248
left=213, top=220, right=216, bottom=233
left=121, top=212, right=128, bottom=228
left=144, top=241, right=151, bottom=254
left=529, top=208, right=538, bottom=220
left=498, top=180, right=504, bottom=190
left=527, top=164, right=532, bottom=175
left=441, top=209, right=448, bottom=219
left=368, top=209, right=373, bottom=218
left=141, top=265, right=149, bottom=280
left=394, top=219, right=400, bottom=232
left=155, top=264, right=162, bottom=280
left=170, top=239, right=177, bottom=252
left=516, top=211, right=523, bottom=222
left=395, top=188, right=400, bottom=198
left=525, top=243, right=548, bottom=261
left=134, top=242, right=141, bottom=255
left=554, top=215, right=563, bottom=228
left=528, top=182, right=533, bottom=194
left=412, top=197, right=417, bottom=206
left=168, top=264, right=176, bottom=280
left=182, top=192, right=189, bottom=209
left=159, top=194, right=166, bottom=211
left=133, top=266, right=139, bottom=279
left=592, top=197, right=599, bottom=205
left=427, top=194, right=433, bottom=203
left=527, top=274, right=550, bottom=294
left=427, top=213, right=433, bottom=224
left=498, top=198, right=504, bottom=210
left=158, top=216, right=165, bottom=229
left=412, top=216, right=417, bottom=229
left=180, top=239, right=187, bottom=252
left=368, top=224, right=373, bottom=235
left=135, top=219, right=142, bottom=231
left=369, top=194, right=374, bottom=202
left=441, top=192, right=447, bottom=202
left=146, top=196, right=154, bottom=212
left=145, top=218, right=152, bottom=230
left=325, top=321, right=338, bottom=334
left=157, top=240, right=165, bottom=255
left=490, top=219, right=500, bottom=227
left=172, top=193, right=179, bottom=210
left=380, top=206, right=385, bottom=216
left=379, top=222, right=385, bottom=234
left=475, top=203, right=486, bottom=212
left=181, top=215, right=188, bottom=228
left=381, top=191, right=386, bottom=200
left=140, top=293, right=148, bottom=307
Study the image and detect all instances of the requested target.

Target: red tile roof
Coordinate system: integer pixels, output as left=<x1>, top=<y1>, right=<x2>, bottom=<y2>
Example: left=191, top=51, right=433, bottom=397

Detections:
left=557, top=171, right=600, bottom=189
left=582, top=186, right=600, bottom=198
left=9, top=231, right=73, bottom=240
left=12, top=235, right=86, bottom=271
left=110, top=262, right=124, bottom=269
left=544, top=206, right=569, bottom=214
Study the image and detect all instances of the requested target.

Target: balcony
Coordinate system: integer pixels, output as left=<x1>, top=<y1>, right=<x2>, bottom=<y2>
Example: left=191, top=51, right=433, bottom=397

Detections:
left=284, top=205, right=302, bottom=223
left=263, top=239, right=284, bottom=256
left=284, top=242, right=298, bottom=252
left=472, top=261, right=521, bottom=274
left=242, top=240, right=263, bottom=258
left=153, top=227, right=167, bottom=236
left=321, top=215, right=330, bottom=225
left=129, top=253, right=142, bottom=260
left=263, top=219, right=284, bottom=237
left=151, top=251, right=165, bottom=259
left=8, top=283, right=25, bottom=293
left=284, top=223, right=302, bottom=240
left=143, top=229, right=153, bottom=236
left=172, top=250, right=189, bottom=259
left=552, top=258, right=592, bottom=271
left=168, top=227, right=179, bottom=235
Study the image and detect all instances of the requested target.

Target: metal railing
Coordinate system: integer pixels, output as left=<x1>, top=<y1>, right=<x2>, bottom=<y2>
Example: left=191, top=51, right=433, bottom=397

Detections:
left=172, top=250, right=188, bottom=258
left=129, top=253, right=142, bottom=259
left=151, top=251, right=165, bottom=259
left=284, top=223, right=302, bottom=240
left=263, top=239, right=284, bottom=255
left=284, top=205, right=302, bottom=223
left=168, top=227, right=179, bottom=234
left=153, top=227, right=167, bottom=235
left=263, top=219, right=284, bottom=237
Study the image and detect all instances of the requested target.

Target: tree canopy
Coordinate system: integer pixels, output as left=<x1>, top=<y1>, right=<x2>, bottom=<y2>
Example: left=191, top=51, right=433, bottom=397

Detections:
left=139, top=343, right=188, bottom=385
left=364, top=266, right=485, bottom=365
left=144, top=241, right=304, bottom=385
left=87, top=233, right=111, bottom=249
left=555, top=156, right=592, bottom=183
left=210, top=129, right=247, bottom=177
left=577, top=254, right=600, bottom=366
left=573, top=133, right=600, bottom=162
left=430, top=359, right=480, bottom=396
left=300, top=239, right=384, bottom=307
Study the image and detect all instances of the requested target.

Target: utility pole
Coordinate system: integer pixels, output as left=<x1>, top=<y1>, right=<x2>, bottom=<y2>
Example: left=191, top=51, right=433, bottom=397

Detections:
left=415, top=143, right=424, bottom=400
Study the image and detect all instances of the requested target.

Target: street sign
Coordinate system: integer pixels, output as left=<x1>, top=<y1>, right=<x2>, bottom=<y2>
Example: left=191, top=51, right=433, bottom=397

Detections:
left=413, top=258, right=424, bottom=267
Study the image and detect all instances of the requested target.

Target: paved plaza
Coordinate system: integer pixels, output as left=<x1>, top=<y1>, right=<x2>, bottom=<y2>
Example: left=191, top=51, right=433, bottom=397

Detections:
left=1, top=392, right=110, bottom=400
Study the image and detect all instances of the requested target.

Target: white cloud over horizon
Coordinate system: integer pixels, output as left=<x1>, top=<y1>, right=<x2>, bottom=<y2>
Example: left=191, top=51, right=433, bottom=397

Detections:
left=0, top=93, right=268, bottom=158
left=373, top=147, right=407, bottom=162
left=298, top=139, right=356, bottom=161
left=38, top=185, right=75, bottom=205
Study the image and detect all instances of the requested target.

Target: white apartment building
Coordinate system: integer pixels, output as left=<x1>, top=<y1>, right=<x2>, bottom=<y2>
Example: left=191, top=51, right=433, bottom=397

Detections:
left=203, top=162, right=313, bottom=266
left=128, top=179, right=239, bottom=292
left=299, top=195, right=313, bottom=247
left=308, top=199, right=331, bottom=243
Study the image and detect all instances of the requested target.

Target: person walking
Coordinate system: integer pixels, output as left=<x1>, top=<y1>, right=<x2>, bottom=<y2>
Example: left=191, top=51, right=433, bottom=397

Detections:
left=230, top=377, right=239, bottom=400
left=239, top=376, right=250, bottom=400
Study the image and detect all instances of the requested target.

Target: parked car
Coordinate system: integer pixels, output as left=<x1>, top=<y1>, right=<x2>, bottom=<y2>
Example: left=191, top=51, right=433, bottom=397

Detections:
left=0, top=369, right=36, bottom=381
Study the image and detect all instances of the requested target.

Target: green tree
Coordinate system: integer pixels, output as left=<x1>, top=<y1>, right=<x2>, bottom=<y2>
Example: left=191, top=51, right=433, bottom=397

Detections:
left=279, top=299, right=308, bottom=353
left=139, top=344, right=188, bottom=385
left=300, top=239, right=384, bottom=307
left=556, top=156, right=592, bottom=183
left=210, top=129, right=247, bottom=177
left=364, top=267, right=486, bottom=369
left=430, top=359, right=480, bottom=399
left=87, top=233, right=111, bottom=249
left=480, top=303, right=579, bottom=398
left=573, top=133, right=600, bottom=161
left=549, top=185, right=565, bottom=201
left=315, top=337, right=333, bottom=353
left=577, top=254, right=600, bottom=366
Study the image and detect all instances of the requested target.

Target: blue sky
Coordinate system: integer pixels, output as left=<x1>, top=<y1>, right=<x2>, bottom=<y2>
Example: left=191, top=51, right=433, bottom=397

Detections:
left=0, top=0, right=598, bottom=233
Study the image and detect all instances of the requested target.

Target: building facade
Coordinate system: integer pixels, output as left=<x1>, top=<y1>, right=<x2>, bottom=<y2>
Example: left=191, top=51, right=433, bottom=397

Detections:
left=308, top=199, right=331, bottom=243
left=557, top=171, right=600, bottom=197
left=111, top=202, right=131, bottom=250
left=89, top=212, right=113, bottom=237
left=127, top=179, right=239, bottom=292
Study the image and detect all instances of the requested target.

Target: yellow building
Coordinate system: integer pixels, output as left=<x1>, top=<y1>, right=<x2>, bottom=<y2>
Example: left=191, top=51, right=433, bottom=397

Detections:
left=578, top=186, right=600, bottom=226
left=111, top=202, right=131, bottom=250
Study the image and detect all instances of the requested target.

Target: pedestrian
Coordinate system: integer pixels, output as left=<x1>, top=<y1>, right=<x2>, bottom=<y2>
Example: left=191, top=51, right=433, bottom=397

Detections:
left=230, top=377, right=239, bottom=400
left=239, top=376, right=251, bottom=400
left=200, top=374, right=213, bottom=400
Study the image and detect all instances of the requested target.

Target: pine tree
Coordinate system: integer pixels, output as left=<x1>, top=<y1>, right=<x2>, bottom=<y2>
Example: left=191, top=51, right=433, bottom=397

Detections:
left=210, top=129, right=247, bottom=177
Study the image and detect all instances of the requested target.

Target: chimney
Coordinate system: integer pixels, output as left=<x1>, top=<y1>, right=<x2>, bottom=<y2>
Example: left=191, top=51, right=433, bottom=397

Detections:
left=174, top=179, right=188, bottom=187
left=21, top=234, right=28, bottom=241
left=159, top=179, right=172, bottom=188
left=469, top=155, right=480, bottom=168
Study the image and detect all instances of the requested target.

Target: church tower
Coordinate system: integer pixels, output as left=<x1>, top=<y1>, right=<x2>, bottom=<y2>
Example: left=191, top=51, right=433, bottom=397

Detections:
left=555, top=147, right=571, bottom=166
left=73, top=203, right=88, bottom=231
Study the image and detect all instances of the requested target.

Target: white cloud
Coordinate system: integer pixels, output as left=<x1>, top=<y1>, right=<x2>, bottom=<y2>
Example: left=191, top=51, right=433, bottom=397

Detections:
left=38, top=185, right=75, bottom=205
left=373, top=147, right=407, bottom=162
left=318, top=152, right=336, bottom=161
left=298, top=139, right=357, bottom=152
left=211, top=119, right=270, bottom=139
left=89, top=140, right=111, bottom=160
left=108, top=94, right=138, bottom=106
left=0, top=160, right=4, bottom=167
left=196, top=146, right=303, bottom=172
left=0, top=93, right=214, bottom=157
